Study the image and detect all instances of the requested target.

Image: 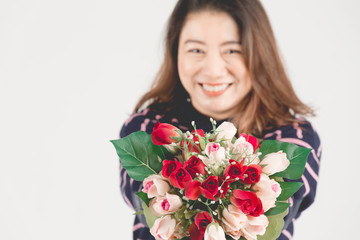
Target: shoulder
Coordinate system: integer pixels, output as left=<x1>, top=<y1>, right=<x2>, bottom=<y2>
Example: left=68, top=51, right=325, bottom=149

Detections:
left=120, top=108, right=190, bottom=138
left=120, top=108, right=163, bottom=138
left=263, top=118, right=321, bottom=158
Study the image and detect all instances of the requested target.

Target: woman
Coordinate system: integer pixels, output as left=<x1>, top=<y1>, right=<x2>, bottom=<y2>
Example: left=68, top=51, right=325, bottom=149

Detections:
left=119, top=0, right=321, bottom=239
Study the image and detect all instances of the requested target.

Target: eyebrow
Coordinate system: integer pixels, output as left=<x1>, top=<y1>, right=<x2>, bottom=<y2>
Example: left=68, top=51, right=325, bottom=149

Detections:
left=184, top=39, right=241, bottom=46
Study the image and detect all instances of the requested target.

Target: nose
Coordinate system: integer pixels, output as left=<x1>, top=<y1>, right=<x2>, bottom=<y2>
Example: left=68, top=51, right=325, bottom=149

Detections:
left=202, top=51, right=227, bottom=80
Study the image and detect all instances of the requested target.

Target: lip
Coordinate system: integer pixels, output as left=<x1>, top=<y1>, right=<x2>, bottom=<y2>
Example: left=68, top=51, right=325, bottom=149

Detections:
left=199, top=83, right=232, bottom=97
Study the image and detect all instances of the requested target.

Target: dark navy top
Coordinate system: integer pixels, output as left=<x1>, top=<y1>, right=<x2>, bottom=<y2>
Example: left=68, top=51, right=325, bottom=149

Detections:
left=118, top=101, right=321, bottom=240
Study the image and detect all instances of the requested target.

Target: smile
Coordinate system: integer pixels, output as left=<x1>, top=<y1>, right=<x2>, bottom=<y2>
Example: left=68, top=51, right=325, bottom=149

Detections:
left=200, top=83, right=232, bottom=96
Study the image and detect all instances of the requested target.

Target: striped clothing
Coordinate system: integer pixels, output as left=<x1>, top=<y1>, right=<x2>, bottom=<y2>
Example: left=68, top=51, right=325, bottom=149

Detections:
left=119, top=102, right=321, bottom=240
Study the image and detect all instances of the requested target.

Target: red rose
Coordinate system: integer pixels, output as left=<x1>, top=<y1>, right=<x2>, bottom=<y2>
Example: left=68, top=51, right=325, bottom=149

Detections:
left=188, top=212, right=212, bottom=240
left=242, top=164, right=262, bottom=184
left=185, top=180, right=202, bottom=200
left=184, top=156, right=206, bottom=178
left=223, top=159, right=247, bottom=181
left=201, top=176, right=219, bottom=200
left=230, top=189, right=264, bottom=217
left=239, top=133, right=260, bottom=153
left=161, top=159, right=182, bottom=178
left=215, top=178, right=230, bottom=199
left=151, top=122, right=181, bottom=145
left=181, top=129, right=205, bottom=153
left=169, top=168, right=192, bottom=189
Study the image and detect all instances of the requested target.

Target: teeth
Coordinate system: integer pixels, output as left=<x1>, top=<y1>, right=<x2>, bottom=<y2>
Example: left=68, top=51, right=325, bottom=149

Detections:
left=202, top=84, right=229, bottom=92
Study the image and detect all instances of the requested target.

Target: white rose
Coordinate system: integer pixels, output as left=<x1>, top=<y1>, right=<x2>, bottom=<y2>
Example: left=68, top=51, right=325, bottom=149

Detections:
left=222, top=204, right=248, bottom=239
left=150, top=215, right=176, bottom=240
left=261, top=151, right=290, bottom=175
left=204, top=222, right=226, bottom=240
left=216, top=121, right=237, bottom=140
left=242, top=215, right=269, bottom=240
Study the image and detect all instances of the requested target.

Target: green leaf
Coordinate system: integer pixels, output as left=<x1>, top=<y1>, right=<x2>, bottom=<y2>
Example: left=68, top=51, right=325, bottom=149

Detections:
left=142, top=202, right=158, bottom=228
left=259, top=140, right=311, bottom=179
left=277, top=181, right=303, bottom=201
left=136, top=192, right=152, bottom=207
left=265, top=201, right=290, bottom=216
left=258, top=209, right=287, bottom=240
left=111, top=131, right=165, bottom=181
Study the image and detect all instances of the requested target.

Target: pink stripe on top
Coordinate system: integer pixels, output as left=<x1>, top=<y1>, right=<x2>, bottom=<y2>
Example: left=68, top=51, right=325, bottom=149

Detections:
left=293, top=122, right=303, bottom=139
left=282, top=229, right=293, bottom=240
left=140, top=118, right=150, bottom=131
left=125, top=109, right=149, bottom=126
left=305, top=162, right=319, bottom=181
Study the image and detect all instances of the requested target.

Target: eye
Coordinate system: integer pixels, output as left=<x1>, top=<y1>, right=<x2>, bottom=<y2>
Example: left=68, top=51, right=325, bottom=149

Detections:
left=225, top=49, right=242, bottom=54
left=188, top=49, right=203, bottom=54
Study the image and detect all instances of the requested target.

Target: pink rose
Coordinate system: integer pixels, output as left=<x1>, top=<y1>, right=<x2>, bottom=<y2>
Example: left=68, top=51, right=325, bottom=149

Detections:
left=253, top=174, right=281, bottom=212
left=242, top=215, right=269, bottom=240
left=143, top=175, right=170, bottom=198
left=222, top=204, right=247, bottom=239
left=261, top=151, right=290, bottom=175
left=204, top=222, right=226, bottom=240
left=151, top=123, right=181, bottom=145
left=150, top=215, right=176, bottom=240
left=149, top=193, right=183, bottom=217
left=203, top=142, right=226, bottom=166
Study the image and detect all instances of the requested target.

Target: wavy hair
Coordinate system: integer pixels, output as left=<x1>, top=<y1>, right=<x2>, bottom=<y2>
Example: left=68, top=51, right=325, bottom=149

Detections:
left=134, top=0, right=314, bottom=137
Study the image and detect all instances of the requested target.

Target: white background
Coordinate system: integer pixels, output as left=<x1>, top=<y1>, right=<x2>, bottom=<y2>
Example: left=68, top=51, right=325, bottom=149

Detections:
left=1, top=0, right=359, bottom=239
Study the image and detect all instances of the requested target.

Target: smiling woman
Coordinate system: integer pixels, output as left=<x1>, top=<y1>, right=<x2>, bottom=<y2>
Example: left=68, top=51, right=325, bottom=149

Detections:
left=178, top=11, right=252, bottom=121
left=118, top=0, right=321, bottom=240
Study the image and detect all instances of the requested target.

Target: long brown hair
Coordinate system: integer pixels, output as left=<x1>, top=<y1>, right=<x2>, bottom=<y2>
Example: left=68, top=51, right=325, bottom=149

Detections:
left=134, top=0, right=314, bottom=137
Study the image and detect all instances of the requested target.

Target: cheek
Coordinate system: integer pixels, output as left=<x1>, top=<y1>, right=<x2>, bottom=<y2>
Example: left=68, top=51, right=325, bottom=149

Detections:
left=178, top=62, right=200, bottom=92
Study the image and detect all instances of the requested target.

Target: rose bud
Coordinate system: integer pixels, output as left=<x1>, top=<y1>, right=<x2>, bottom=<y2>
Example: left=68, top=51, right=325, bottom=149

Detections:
left=142, top=175, right=170, bottom=198
left=215, top=178, right=230, bottom=199
left=216, top=121, right=237, bottom=141
left=181, top=129, right=205, bottom=153
left=204, top=222, right=226, bottom=240
left=261, top=151, right=290, bottom=175
left=230, top=189, right=264, bottom=217
left=242, top=164, right=262, bottom=184
left=185, top=180, right=202, bottom=200
left=184, top=156, right=206, bottom=178
left=188, top=211, right=212, bottom=240
left=151, top=122, right=181, bottom=145
left=150, top=215, right=176, bottom=240
left=242, top=215, right=269, bottom=239
left=239, top=133, right=260, bottom=153
left=222, top=204, right=247, bottom=239
left=253, top=174, right=282, bottom=212
left=203, top=142, right=226, bottom=167
left=169, top=168, right=192, bottom=189
left=149, top=193, right=183, bottom=217
left=161, top=159, right=182, bottom=179
left=223, top=159, right=247, bottom=182
left=201, top=176, right=220, bottom=200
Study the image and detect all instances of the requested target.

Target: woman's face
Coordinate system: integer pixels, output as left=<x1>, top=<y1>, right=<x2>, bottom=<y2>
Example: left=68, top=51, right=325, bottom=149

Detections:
left=178, top=11, right=252, bottom=120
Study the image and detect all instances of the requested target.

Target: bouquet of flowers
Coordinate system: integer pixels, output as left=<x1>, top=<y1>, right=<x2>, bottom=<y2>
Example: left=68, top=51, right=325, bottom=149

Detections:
left=111, top=120, right=310, bottom=240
